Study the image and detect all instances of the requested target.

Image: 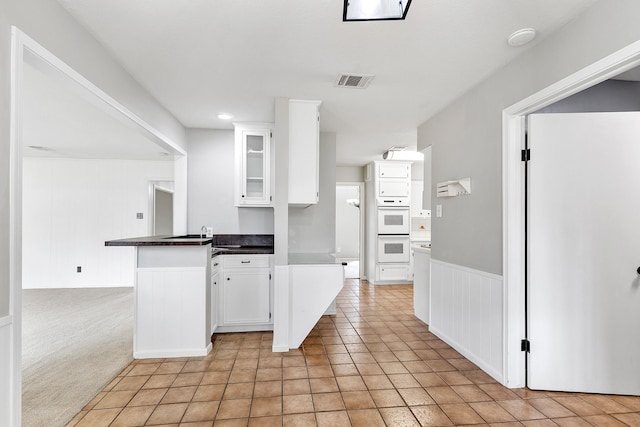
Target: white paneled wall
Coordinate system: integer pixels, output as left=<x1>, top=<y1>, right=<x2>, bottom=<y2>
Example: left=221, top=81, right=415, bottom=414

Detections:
left=430, top=259, right=504, bottom=383
left=22, top=157, right=174, bottom=289
left=0, top=316, right=13, bottom=426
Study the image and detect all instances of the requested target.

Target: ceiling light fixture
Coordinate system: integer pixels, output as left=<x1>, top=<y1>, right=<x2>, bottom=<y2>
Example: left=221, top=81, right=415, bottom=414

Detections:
left=217, top=113, right=233, bottom=120
left=507, top=28, right=537, bottom=47
left=382, top=146, right=423, bottom=161
left=343, top=0, right=412, bottom=22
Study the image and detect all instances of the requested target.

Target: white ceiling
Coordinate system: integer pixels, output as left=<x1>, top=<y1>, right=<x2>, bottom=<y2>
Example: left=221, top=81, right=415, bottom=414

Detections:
left=49, top=0, right=599, bottom=165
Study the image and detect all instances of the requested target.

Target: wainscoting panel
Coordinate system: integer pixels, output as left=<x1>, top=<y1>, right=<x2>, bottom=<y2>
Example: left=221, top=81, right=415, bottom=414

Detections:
left=0, top=316, right=14, bottom=427
left=430, top=259, right=504, bottom=383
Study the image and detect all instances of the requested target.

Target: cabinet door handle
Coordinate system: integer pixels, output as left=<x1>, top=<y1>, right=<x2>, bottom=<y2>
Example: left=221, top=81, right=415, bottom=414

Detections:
left=241, top=260, right=251, bottom=264
left=213, top=263, right=219, bottom=267
left=227, top=277, right=230, bottom=280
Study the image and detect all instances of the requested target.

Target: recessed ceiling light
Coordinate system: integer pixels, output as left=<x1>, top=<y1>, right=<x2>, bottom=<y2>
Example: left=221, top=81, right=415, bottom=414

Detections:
left=508, top=28, right=537, bottom=47
left=217, top=113, right=233, bottom=120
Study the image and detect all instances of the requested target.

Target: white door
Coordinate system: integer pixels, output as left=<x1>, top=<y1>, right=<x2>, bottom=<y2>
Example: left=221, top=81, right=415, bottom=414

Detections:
left=527, top=112, right=640, bottom=395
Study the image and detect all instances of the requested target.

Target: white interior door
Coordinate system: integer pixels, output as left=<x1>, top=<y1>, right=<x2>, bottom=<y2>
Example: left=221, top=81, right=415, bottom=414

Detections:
left=527, top=112, right=640, bottom=395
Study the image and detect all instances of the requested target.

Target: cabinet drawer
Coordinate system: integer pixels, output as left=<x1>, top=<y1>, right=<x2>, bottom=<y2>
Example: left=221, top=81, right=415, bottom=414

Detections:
left=222, top=255, right=270, bottom=269
left=377, top=264, right=410, bottom=281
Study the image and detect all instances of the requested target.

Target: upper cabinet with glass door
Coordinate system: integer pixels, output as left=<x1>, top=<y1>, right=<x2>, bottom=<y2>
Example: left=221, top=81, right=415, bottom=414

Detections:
left=234, top=123, right=273, bottom=207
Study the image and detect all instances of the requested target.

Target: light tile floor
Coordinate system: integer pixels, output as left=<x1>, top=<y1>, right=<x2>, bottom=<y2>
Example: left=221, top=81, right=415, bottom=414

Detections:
left=68, top=280, right=640, bottom=426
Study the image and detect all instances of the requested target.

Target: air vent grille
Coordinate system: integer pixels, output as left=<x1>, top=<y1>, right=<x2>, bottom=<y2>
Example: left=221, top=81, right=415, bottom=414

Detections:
left=335, top=73, right=375, bottom=89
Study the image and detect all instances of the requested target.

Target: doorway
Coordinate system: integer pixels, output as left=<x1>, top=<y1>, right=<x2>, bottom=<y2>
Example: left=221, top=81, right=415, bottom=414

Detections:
left=150, top=181, right=175, bottom=235
left=335, top=183, right=364, bottom=279
left=502, top=40, right=640, bottom=387
left=9, top=28, right=186, bottom=426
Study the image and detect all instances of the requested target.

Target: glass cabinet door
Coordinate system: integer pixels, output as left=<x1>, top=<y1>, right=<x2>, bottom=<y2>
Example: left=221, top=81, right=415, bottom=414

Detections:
left=244, top=133, right=265, bottom=200
left=235, top=125, right=271, bottom=206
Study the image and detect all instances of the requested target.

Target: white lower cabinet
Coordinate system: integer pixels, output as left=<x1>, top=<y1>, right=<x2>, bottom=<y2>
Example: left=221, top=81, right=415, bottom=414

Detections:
left=210, top=256, right=220, bottom=333
left=215, top=254, right=273, bottom=332
left=377, top=264, right=410, bottom=281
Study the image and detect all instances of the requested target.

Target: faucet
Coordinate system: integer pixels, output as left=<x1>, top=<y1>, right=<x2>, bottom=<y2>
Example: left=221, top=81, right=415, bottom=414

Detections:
left=200, top=225, right=207, bottom=238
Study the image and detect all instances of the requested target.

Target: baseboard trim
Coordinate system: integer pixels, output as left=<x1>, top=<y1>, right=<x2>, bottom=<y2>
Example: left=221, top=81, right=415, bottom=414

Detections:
left=0, top=317, right=14, bottom=426
left=430, top=324, right=505, bottom=384
left=134, top=342, right=212, bottom=359
left=214, top=324, right=274, bottom=333
left=271, top=344, right=289, bottom=353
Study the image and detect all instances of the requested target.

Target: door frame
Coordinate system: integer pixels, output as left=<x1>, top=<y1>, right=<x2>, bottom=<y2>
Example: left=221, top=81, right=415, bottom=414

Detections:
left=336, top=182, right=365, bottom=279
left=9, top=27, right=185, bottom=425
left=502, top=39, right=640, bottom=387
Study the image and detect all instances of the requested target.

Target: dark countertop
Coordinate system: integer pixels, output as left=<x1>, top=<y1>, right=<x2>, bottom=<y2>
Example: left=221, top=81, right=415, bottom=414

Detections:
left=105, top=235, right=213, bottom=246
left=105, top=234, right=274, bottom=256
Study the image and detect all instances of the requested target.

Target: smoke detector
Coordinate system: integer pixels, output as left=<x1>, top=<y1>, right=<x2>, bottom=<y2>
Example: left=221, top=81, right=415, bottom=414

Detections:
left=334, top=73, right=375, bottom=89
left=507, top=28, right=536, bottom=47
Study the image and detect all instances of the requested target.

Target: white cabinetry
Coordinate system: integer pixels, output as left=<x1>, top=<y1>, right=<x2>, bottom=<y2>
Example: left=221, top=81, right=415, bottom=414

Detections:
left=289, top=99, right=321, bottom=206
left=217, top=254, right=273, bottom=332
left=234, top=123, right=272, bottom=206
left=378, top=162, right=410, bottom=179
left=365, top=161, right=413, bottom=284
left=134, top=245, right=212, bottom=358
left=413, top=249, right=431, bottom=324
left=210, top=256, right=220, bottom=333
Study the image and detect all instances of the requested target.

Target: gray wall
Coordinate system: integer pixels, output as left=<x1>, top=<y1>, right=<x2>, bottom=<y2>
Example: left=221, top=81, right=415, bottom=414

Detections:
left=187, top=129, right=274, bottom=234
left=336, top=166, right=364, bottom=182
left=417, top=0, right=640, bottom=275
left=535, top=79, right=640, bottom=114
left=421, top=146, right=432, bottom=210
left=288, top=132, right=337, bottom=254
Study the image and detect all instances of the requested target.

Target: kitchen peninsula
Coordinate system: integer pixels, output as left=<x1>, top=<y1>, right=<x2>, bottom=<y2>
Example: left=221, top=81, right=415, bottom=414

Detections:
left=105, top=234, right=273, bottom=359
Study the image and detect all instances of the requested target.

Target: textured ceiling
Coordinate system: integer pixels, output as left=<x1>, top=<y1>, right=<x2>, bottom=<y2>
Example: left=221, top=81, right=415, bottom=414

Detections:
left=52, top=0, right=599, bottom=165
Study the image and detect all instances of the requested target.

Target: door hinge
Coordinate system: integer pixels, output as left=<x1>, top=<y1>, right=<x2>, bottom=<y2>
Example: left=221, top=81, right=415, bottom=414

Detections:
left=270, top=131, right=273, bottom=138
left=269, top=312, right=272, bottom=320
left=521, top=339, right=531, bottom=352
left=270, top=195, right=272, bottom=202
left=269, top=273, right=271, bottom=280
left=521, top=149, right=531, bottom=162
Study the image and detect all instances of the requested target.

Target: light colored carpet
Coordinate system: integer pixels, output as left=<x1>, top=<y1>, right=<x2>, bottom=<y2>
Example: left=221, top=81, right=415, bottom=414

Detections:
left=22, top=287, right=133, bottom=427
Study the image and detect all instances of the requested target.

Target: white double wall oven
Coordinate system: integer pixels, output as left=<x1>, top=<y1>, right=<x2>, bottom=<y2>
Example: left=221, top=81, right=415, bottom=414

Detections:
left=367, top=161, right=413, bottom=283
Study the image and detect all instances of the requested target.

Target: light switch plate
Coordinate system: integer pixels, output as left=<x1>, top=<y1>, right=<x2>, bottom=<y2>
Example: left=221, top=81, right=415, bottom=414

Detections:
left=205, top=227, right=213, bottom=238
left=436, top=204, right=442, bottom=217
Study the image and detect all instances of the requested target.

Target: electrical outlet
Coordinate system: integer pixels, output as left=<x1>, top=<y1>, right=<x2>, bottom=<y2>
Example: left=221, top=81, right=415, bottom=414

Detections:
left=206, top=227, right=213, bottom=237
left=436, top=204, right=443, bottom=218
left=136, top=213, right=143, bottom=219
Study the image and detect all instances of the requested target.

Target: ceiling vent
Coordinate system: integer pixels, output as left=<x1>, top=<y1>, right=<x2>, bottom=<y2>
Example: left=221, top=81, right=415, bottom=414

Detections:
left=334, top=73, right=375, bottom=89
